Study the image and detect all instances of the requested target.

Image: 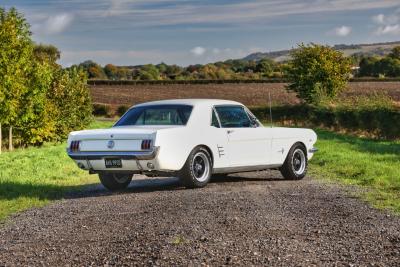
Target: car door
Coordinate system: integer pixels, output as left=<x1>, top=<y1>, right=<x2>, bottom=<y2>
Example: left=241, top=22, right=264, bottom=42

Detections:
left=214, top=105, right=271, bottom=167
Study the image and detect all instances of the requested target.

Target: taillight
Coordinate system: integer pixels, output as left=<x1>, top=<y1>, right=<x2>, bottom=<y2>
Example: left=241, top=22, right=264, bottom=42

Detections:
left=141, top=139, right=152, bottom=150
left=70, top=140, right=81, bottom=152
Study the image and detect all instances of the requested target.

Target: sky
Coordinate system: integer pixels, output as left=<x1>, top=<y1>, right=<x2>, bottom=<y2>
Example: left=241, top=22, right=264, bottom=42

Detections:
left=2, top=0, right=400, bottom=66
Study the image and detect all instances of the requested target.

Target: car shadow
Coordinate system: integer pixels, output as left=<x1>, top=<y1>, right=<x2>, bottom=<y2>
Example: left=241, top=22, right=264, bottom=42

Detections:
left=0, top=173, right=286, bottom=202
left=65, top=173, right=286, bottom=200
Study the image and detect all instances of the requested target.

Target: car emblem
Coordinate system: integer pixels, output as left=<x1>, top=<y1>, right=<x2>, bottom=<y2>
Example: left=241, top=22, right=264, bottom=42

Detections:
left=107, top=140, right=115, bottom=149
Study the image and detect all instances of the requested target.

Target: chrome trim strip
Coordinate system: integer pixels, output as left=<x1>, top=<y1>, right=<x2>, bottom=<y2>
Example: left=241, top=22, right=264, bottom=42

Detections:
left=67, top=146, right=159, bottom=160
left=309, top=147, right=318, bottom=153
left=213, top=164, right=282, bottom=174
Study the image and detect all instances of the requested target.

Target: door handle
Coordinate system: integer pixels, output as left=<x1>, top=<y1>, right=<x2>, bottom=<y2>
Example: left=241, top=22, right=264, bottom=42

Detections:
left=227, top=130, right=234, bottom=134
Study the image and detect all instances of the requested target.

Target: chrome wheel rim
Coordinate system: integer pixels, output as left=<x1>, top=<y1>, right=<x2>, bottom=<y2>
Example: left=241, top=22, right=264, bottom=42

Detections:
left=192, top=152, right=210, bottom=182
left=292, top=148, right=306, bottom=175
left=113, top=174, right=130, bottom=183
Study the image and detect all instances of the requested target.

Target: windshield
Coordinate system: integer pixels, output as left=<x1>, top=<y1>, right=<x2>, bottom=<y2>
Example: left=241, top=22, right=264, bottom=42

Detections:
left=114, top=104, right=193, bottom=126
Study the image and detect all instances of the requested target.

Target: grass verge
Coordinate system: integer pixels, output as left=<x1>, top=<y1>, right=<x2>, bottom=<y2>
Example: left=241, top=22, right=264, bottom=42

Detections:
left=0, top=120, right=114, bottom=221
left=310, top=130, right=400, bottom=213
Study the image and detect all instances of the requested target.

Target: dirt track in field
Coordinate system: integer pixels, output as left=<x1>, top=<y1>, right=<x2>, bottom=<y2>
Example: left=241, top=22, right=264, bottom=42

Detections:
left=90, top=82, right=400, bottom=110
left=1, top=171, right=399, bottom=266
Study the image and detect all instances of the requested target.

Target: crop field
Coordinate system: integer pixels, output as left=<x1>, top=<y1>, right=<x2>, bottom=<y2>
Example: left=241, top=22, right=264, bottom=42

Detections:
left=90, top=81, right=400, bottom=110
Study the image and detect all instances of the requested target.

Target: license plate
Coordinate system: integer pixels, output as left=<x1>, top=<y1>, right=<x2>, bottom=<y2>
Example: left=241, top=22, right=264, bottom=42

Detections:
left=105, top=158, right=122, bottom=168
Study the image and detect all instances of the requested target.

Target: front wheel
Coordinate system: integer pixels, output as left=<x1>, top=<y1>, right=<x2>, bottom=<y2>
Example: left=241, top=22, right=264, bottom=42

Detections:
left=179, top=147, right=212, bottom=188
left=99, top=173, right=132, bottom=191
left=280, top=143, right=308, bottom=180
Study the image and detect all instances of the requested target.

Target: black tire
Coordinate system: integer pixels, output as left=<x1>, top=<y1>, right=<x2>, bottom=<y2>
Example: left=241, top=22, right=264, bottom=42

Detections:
left=99, top=173, right=132, bottom=191
left=280, top=143, right=308, bottom=180
left=179, top=147, right=212, bottom=188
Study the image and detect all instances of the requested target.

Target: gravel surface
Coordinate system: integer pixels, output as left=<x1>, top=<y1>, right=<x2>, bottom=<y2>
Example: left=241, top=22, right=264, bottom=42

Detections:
left=0, top=171, right=399, bottom=266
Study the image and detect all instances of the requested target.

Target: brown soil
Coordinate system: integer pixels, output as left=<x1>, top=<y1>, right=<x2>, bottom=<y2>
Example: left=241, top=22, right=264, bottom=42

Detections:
left=90, top=82, right=400, bottom=111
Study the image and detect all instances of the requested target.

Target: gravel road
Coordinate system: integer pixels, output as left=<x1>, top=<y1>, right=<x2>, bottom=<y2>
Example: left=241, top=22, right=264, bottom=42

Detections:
left=0, top=171, right=399, bottom=266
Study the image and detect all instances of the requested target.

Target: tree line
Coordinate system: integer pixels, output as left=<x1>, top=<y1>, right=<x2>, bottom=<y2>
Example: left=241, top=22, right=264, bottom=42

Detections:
left=0, top=8, right=92, bottom=150
left=75, top=47, right=400, bottom=81
left=72, top=58, right=282, bottom=81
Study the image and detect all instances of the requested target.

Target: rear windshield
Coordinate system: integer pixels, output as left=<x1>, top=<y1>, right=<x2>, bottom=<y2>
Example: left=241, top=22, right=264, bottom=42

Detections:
left=114, top=104, right=193, bottom=126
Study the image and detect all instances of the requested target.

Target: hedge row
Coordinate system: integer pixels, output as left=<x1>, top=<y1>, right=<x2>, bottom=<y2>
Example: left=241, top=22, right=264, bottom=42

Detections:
left=88, top=77, right=400, bottom=86
left=251, top=105, right=400, bottom=140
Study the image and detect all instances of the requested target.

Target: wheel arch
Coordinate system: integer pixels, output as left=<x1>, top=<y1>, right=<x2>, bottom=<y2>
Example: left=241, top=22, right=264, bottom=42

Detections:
left=192, top=144, right=214, bottom=167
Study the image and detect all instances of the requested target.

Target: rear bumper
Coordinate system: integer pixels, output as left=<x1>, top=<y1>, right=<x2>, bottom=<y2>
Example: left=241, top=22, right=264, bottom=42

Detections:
left=67, top=146, right=160, bottom=160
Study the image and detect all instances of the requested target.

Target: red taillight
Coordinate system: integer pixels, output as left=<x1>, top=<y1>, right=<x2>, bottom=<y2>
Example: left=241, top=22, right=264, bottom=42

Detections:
left=141, top=139, right=152, bottom=150
left=70, top=140, right=80, bottom=152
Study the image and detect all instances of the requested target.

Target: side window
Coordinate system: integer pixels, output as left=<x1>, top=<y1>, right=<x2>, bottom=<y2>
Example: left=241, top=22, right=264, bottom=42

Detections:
left=211, top=109, right=220, bottom=128
left=215, top=106, right=252, bottom=128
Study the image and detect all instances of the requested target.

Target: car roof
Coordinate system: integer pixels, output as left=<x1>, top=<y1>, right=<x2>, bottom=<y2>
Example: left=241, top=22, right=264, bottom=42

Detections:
left=133, top=99, right=243, bottom=108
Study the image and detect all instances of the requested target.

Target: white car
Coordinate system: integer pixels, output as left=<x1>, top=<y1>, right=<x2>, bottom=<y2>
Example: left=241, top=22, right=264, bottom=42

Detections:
left=67, top=99, right=317, bottom=191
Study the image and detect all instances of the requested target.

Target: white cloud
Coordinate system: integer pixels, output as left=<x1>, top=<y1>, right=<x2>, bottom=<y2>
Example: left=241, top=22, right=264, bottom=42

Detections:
left=329, top=25, right=352, bottom=37
left=335, top=26, right=352, bottom=36
left=33, top=13, right=74, bottom=34
left=375, top=24, right=400, bottom=35
left=372, top=14, right=385, bottom=24
left=190, top=46, right=206, bottom=56
left=372, top=11, right=400, bottom=35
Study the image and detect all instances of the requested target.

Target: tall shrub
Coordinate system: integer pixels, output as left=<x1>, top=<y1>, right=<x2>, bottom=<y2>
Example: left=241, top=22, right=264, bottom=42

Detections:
left=48, top=68, right=93, bottom=140
left=0, top=7, right=33, bottom=134
left=285, top=43, right=351, bottom=104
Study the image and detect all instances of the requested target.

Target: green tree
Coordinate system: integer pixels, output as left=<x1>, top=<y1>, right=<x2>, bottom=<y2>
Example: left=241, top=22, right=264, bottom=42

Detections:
left=104, top=63, right=118, bottom=80
left=0, top=7, right=93, bottom=146
left=0, top=7, right=33, bottom=132
left=137, top=64, right=160, bottom=80
left=255, top=59, right=274, bottom=77
left=47, top=67, right=93, bottom=140
left=33, top=44, right=60, bottom=64
left=77, top=60, right=106, bottom=79
left=389, top=46, right=400, bottom=60
left=285, top=43, right=351, bottom=104
left=358, top=57, right=379, bottom=77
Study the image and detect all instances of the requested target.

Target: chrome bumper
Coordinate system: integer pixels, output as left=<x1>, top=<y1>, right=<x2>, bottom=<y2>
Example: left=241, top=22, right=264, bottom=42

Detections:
left=67, top=146, right=159, bottom=160
left=309, top=147, right=318, bottom=153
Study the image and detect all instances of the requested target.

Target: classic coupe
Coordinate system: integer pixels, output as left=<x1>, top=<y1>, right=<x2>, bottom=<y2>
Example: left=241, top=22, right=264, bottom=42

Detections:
left=67, top=99, right=317, bottom=191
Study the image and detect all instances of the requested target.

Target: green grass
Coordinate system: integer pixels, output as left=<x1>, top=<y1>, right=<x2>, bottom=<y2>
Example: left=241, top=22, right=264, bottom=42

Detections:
left=310, top=130, right=400, bottom=213
left=0, top=120, right=114, bottom=220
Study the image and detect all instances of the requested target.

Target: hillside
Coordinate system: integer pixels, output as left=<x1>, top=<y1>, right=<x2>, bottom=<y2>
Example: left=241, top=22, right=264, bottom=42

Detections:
left=243, top=41, right=400, bottom=62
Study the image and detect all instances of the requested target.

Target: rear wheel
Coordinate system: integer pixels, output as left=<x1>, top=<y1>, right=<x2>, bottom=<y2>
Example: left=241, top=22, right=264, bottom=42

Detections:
left=179, top=147, right=212, bottom=188
left=280, top=143, right=308, bottom=180
left=99, top=173, right=132, bottom=191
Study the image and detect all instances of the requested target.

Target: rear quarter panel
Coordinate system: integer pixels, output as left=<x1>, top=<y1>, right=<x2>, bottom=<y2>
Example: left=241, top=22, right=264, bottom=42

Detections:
left=155, top=122, right=231, bottom=171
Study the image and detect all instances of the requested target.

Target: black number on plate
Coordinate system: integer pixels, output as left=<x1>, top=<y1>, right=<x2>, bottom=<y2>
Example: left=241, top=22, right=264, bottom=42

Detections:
left=105, top=158, right=122, bottom=168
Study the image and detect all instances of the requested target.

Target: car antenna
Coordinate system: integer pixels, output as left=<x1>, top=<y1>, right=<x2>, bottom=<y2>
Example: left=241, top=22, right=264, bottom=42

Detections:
left=268, top=92, right=273, bottom=128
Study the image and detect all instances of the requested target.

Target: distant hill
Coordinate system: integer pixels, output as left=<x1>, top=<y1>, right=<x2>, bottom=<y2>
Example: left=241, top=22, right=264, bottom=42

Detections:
left=243, top=41, right=400, bottom=62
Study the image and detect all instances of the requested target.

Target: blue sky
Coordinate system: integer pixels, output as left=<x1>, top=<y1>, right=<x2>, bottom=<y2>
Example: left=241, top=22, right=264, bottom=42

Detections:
left=2, top=0, right=400, bottom=66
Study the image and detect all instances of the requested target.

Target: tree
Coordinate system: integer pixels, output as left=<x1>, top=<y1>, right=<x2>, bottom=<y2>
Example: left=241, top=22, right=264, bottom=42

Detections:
left=104, top=64, right=119, bottom=80
left=77, top=60, right=106, bottom=79
left=137, top=64, right=160, bottom=80
left=0, top=7, right=93, bottom=146
left=47, top=67, right=92, bottom=140
left=389, top=46, right=400, bottom=60
left=34, top=44, right=60, bottom=64
left=255, top=59, right=274, bottom=77
left=358, top=56, right=379, bottom=77
left=0, top=7, right=35, bottom=149
left=285, top=43, right=351, bottom=104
